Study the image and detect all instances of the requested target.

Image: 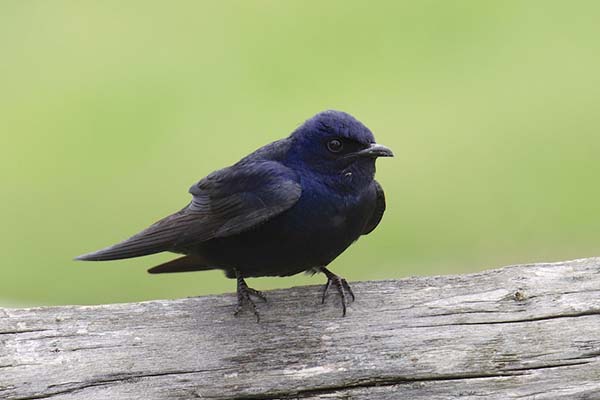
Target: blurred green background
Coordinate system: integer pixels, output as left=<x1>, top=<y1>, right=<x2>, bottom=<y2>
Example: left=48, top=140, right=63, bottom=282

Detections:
left=1, top=1, right=599, bottom=307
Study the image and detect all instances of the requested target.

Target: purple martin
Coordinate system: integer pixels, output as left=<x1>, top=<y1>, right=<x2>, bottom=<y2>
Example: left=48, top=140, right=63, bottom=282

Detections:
left=76, top=110, right=393, bottom=321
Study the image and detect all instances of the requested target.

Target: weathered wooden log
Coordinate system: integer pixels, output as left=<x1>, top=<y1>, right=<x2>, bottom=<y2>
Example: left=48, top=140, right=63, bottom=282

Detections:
left=2, top=257, right=600, bottom=399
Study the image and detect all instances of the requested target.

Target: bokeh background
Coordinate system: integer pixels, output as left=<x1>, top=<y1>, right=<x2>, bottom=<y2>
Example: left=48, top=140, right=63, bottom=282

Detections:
left=1, top=1, right=599, bottom=307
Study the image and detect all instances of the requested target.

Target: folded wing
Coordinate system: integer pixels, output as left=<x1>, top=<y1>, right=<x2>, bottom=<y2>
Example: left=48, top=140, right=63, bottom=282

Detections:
left=75, top=160, right=302, bottom=261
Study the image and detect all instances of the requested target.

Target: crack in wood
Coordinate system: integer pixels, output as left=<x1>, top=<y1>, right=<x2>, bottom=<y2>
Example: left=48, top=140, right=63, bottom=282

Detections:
left=228, top=360, right=597, bottom=400
left=501, top=360, right=592, bottom=372
left=228, top=372, right=525, bottom=399
left=14, top=369, right=232, bottom=400
left=0, top=329, right=50, bottom=335
left=412, top=309, right=600, bottom=328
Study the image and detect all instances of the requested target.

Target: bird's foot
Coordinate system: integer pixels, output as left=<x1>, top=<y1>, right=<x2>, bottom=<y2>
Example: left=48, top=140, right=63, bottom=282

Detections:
left=321, top=267, right=355, bottom=317
left=234, top=273, right=267, bottom=322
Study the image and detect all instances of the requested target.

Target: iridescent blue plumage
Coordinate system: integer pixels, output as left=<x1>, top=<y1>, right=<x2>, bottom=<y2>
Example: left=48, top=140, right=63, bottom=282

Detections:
left=76, top=110, right=393, bottom=320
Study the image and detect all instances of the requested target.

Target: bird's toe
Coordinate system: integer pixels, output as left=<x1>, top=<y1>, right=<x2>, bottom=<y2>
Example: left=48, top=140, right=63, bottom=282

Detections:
left=320, top=268, right=355, bottom=317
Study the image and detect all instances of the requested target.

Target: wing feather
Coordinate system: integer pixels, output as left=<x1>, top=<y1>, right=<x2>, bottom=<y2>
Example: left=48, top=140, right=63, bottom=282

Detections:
left=76, top=160, right=301, bottom=261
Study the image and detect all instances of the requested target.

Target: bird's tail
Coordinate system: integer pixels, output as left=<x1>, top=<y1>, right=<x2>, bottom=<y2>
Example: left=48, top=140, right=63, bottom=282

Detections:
left=75, top=236, right=168, bottom=261
left=147, top=255, right=215, bottom=274
left=75, top=221, right=180, bottom=261
left=74, top=209, right=195, bottom=261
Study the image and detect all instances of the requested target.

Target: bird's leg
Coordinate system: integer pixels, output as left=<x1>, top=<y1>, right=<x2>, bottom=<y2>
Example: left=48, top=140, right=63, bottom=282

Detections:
left=320, top=267, right=355, bottom=317
left=233, top=270, right=267, bottom=322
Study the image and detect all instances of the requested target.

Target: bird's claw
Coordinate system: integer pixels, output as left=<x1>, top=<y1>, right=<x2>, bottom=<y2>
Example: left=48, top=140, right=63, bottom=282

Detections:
left=321, top=268, right=355, bottom=316
left=234, top=274, right=266, bottom=322
left=246, top=287, right=267, bottom=303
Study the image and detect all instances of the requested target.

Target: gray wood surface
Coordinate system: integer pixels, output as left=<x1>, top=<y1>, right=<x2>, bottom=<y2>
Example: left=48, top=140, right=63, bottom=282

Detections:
left=2, top=257, right=600, bottom=400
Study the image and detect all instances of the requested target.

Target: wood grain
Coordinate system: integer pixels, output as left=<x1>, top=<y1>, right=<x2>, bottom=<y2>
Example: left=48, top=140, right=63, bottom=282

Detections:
left=2, top=257, right=600, bottom=399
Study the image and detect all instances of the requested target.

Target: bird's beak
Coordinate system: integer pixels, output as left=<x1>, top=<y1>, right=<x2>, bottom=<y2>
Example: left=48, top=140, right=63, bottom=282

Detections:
left=356, top=143, right=394, bottom=158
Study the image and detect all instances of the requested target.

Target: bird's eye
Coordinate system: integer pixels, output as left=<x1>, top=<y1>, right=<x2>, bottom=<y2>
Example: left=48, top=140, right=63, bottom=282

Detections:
left=327, top=139, right=343, bottom=153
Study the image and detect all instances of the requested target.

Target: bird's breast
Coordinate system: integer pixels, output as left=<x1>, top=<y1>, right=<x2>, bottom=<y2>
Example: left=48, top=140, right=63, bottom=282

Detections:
left=289, top=182, right=372, bottom=241
left=330, top=214, right=347, bottom=228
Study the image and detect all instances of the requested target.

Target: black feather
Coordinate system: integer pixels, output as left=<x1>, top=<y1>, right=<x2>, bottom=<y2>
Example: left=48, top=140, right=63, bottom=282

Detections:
left=362, top=180, right=386, bottom=235
left=148, top=255, right=213, bottom=274
left=75, top=157, right=301, bottom=261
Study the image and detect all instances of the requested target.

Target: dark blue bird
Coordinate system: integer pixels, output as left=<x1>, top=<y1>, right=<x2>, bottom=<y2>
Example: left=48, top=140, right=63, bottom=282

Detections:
left=76, top=110, right=393, bottom=320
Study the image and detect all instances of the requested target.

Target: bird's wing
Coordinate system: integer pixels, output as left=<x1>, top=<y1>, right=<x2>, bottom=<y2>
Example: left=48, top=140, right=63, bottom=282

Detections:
left=361, top=180, right=386, bottom=235
left=76, top=160, right=301, bottom=261
left=187, top=160, right=302, bottom=240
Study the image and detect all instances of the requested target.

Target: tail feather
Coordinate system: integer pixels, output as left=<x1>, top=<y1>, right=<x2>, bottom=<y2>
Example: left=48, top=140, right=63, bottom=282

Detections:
left=75, top=244, right=163, bottom=261
left=75, top=211, right=189, bottom=261
left=75, top=228, right=175, bottom=261
left=147, top=255, right=214, bottom=274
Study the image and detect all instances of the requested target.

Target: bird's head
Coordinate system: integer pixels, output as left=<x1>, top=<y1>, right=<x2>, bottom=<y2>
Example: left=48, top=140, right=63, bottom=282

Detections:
left=287, top=110, right=393, bottom=191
